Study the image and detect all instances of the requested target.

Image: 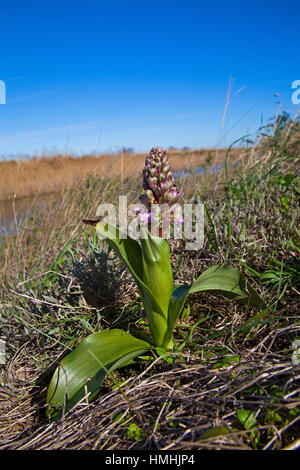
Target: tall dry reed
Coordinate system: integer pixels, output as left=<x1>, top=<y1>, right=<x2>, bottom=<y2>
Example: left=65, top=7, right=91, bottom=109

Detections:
left=0, top=148, right=243, bottom=201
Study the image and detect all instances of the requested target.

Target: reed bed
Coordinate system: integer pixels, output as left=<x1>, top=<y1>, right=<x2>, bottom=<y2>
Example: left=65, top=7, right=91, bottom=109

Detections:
left=0, top=148, right=243, bottom=201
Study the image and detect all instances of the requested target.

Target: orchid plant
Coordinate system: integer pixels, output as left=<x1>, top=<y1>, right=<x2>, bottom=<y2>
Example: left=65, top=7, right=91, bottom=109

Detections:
left=46, top=147, right=265, bottom=419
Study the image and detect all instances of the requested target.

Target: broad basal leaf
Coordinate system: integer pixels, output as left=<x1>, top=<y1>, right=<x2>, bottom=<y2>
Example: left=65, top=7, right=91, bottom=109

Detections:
left=96, top=221, right=173, bottom=348
left=189, top=265, right=266, bottom=308
left=46, top=329, right=151, bottom=419
left=167, top=265, right=266, bottom=340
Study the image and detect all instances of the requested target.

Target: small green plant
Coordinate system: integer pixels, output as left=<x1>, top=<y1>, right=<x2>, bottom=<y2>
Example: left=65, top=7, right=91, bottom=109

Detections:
left=237, top=409, right=260, bottom=447
left=126, top=422, right=145, bottom=442
left=260, top=256, right=300, bottom=302
left=46, top=147, right=265, bottom=419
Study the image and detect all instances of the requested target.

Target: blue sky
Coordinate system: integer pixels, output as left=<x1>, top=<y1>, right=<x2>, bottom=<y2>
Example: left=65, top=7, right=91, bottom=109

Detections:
left=0, top=0, right=299, bottom=158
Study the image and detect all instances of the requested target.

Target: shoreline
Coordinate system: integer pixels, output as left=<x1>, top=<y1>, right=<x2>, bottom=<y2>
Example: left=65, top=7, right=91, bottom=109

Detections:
left=0, top=147, right=245, bottom=202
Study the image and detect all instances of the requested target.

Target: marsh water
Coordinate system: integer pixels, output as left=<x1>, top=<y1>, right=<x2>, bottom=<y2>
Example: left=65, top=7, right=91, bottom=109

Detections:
left=0, top=193, right=59, bottom=239
left=174, top=162, right=224, bottom=178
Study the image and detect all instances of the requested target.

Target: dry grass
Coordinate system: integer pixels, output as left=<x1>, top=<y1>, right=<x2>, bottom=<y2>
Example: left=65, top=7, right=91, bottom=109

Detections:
left=1, top=311, right=299, bottom=450
left=0, top=147, right=243, bottom=201
left=0, top=131, right=299, bottom=451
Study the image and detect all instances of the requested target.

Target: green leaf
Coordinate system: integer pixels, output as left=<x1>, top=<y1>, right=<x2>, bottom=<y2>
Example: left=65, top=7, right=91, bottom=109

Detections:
left=46, top=329, right=151, bottom=419
left=140, top=235, right=173, bottom=348
left=167, top=266, right=266, bottom=341
left=181, top=305, right=191, bottom=320
left=237, top=409, right=257, bottom=429
left=127, top=422, right=144, bottom=441
left=189, top=265, right=266, bottom=308
left=140, top=235, right=173, bottom=314
left=168, top=285, right=191, bottom=336
left=212, top=354, right=240, bottom=369
left=155, top=347, right=174, bottom=364
left=96, top=221, right=144, bottom=286
left=96, top=222, right=173, bottom=348
left=199, top=426, right=231, bottom=439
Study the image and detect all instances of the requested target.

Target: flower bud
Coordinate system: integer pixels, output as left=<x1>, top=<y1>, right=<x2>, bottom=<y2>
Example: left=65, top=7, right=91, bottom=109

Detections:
left=140, top=147, right=181, bottom=209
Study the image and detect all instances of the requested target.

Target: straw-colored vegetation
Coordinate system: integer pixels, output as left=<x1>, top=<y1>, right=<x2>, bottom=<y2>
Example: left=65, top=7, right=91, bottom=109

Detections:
left=0, top=147, right=242, bottom=201
left=0, top=113, right=299, bottom=450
